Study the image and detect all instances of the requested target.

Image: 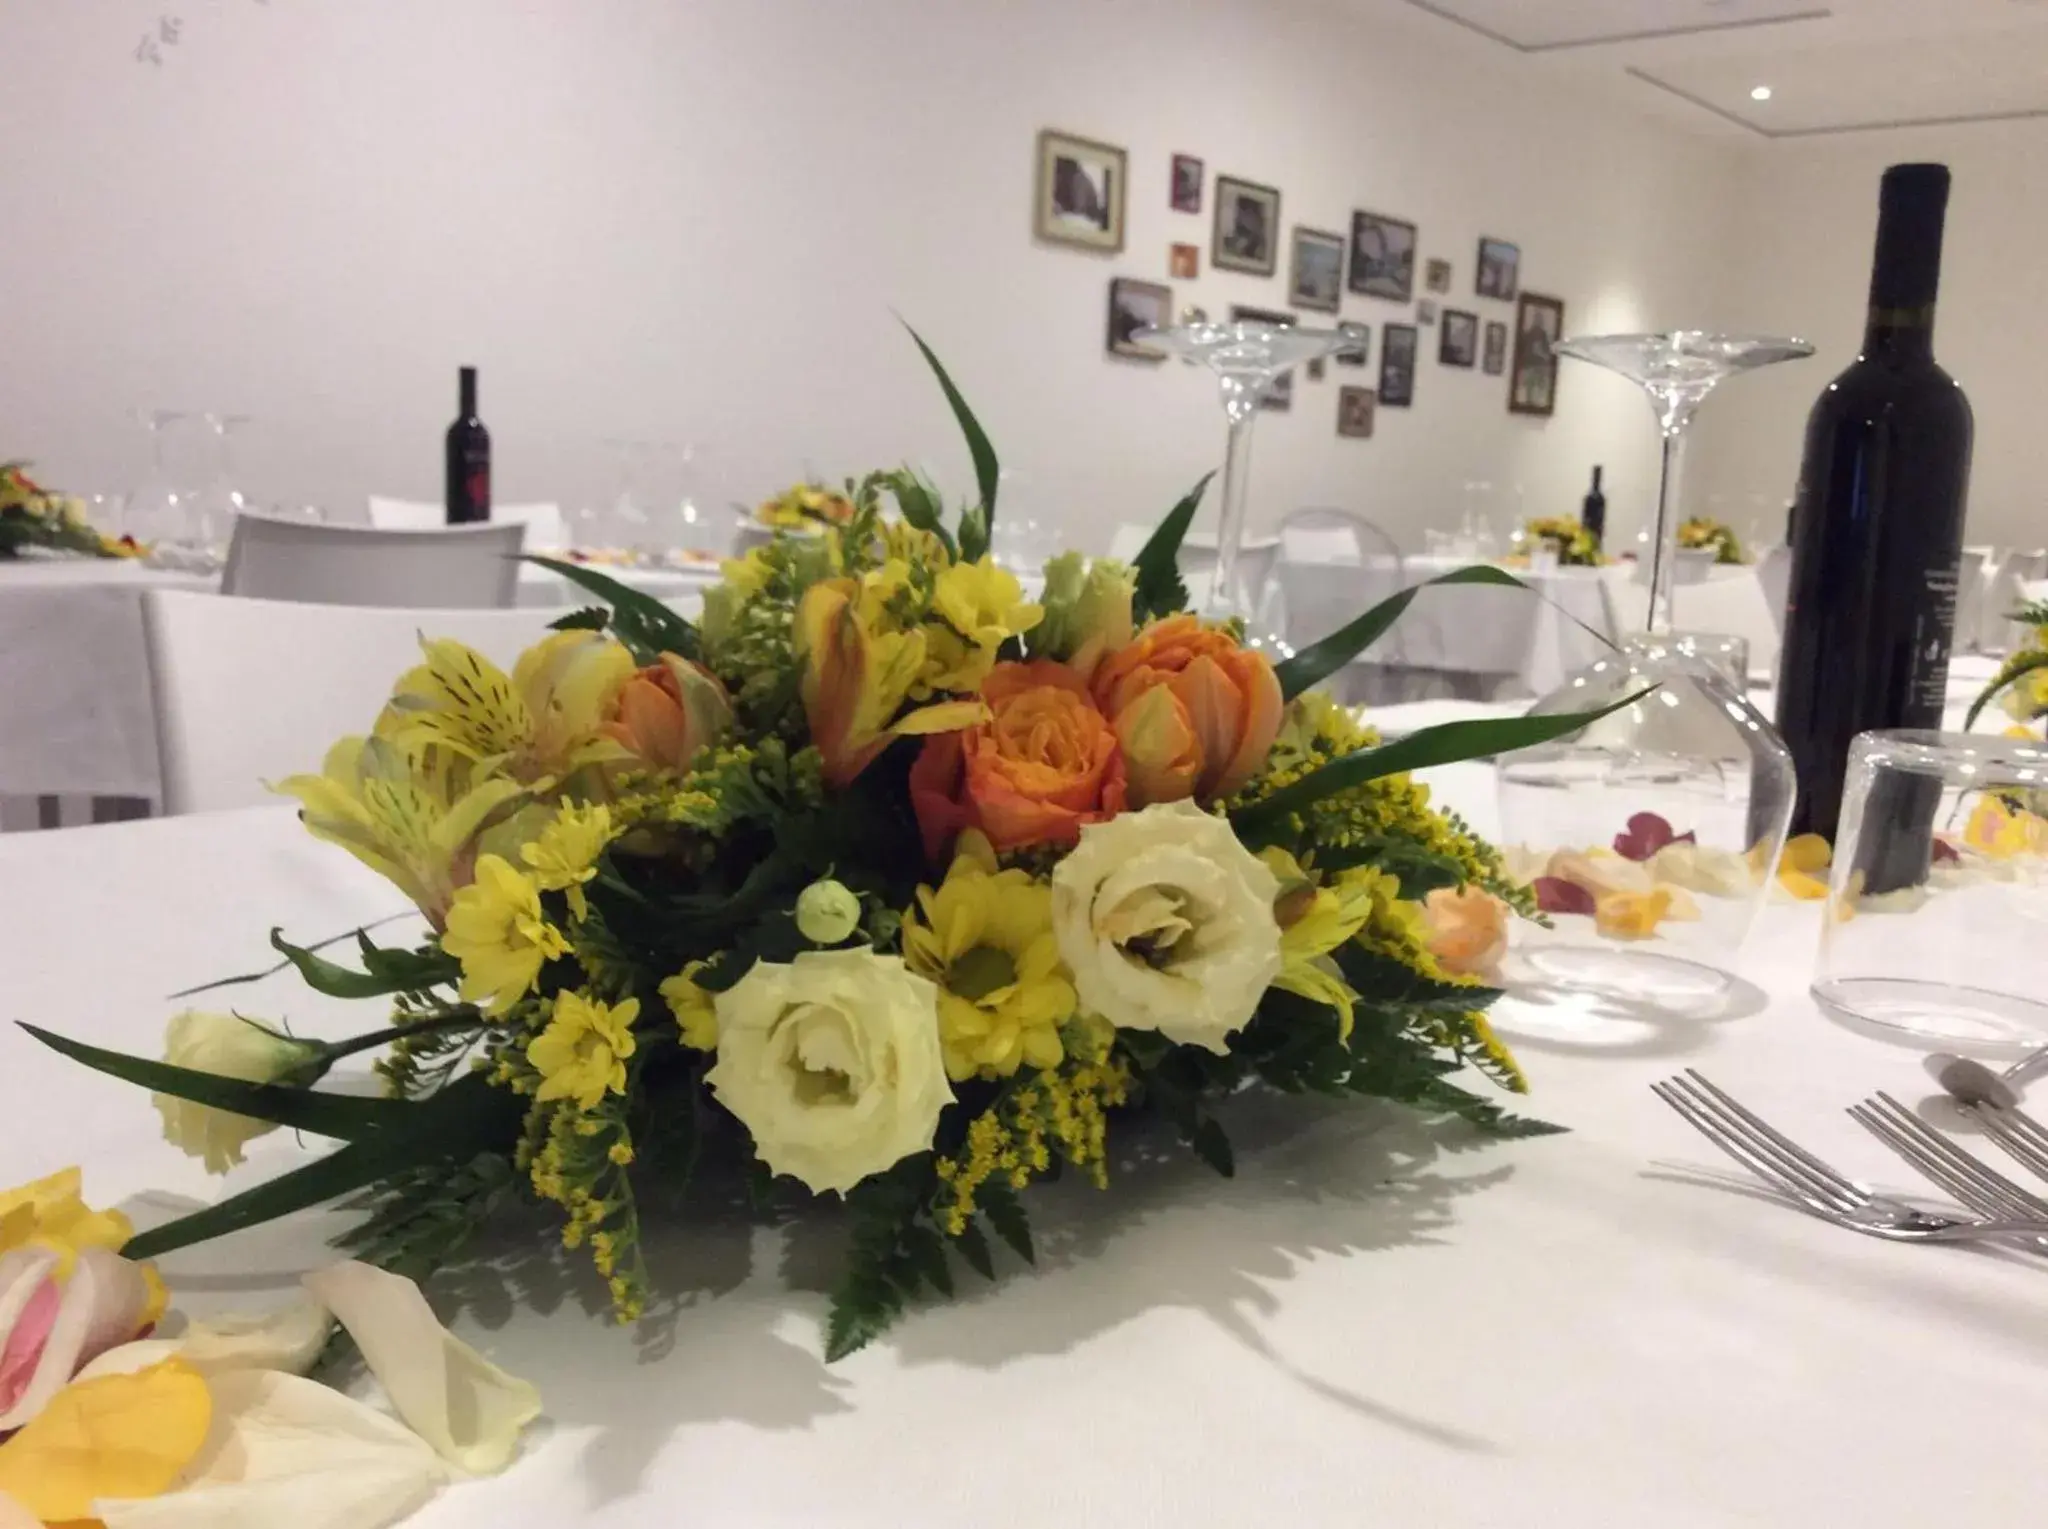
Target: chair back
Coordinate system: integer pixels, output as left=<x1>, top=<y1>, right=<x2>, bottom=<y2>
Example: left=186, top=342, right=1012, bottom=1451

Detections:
left=368, top=496, right=565, bottom=549
left=223, top=514, right=524, bottom=608
left=1275, top=508, right=1409, bottom=660
left=143, top=590, right=577, bottom=813
left=1671, top=569, right=1783, bottom=682
left=1755, top=545, right=1793, bottom=631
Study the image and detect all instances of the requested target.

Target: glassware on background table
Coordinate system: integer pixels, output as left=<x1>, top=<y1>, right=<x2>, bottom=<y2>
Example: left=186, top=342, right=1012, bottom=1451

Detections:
left=190, top=412, right=251, bottom=555
left=127, top=409, right=188, bottom=550
left=1496, top=335, right=1813, bottom=1014
left=1814, top=730, right=2048, bottom=1052
left=1666, top=631, right=1750, bottom=691
left=1134, top=319, right=1351, bottom=656
left=603, top=437, right=653, bottom=560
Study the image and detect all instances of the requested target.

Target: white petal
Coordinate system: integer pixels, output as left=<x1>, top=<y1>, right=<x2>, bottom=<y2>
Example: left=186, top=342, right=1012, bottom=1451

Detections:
left=0, top=1247, right=60, bottom=1346
left=0, top=1248, right=153, bottom=1431
left=181, top=1297, right=334, bottom=1375
left=301, top=1261, right=541, bottom=1475
left=74, top=1336, right=184, bottom=1382
left=96, top=1369, right=446, bottom=1529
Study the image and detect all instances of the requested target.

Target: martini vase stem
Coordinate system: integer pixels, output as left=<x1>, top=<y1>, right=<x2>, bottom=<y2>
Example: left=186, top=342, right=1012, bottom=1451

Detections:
left=1211, top=410, right=1257, bottom=617
left=1646, top=407, right=1692, bottom=636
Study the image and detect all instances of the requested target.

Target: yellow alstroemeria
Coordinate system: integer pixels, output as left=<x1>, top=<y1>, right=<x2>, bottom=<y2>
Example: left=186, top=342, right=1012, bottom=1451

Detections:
left=795, top=575, right=985, bottom=787
left=274, top=734, right=525, bottom=927
left=1267, top=864, right=1374, bottom=1041
left=382, top=630, right=634, bottom=787
left=660, top=961, right=719, bottom=1051
left=519, top=801, right=615, bottom=922
left=441, top=855, right=569, bottom=1016
left=0, top=1358, right=212, bottom=1522
left=1964, top=793, right=2048, bottom=859
left=0, top=1167, right=133, bottom=1273
left=528, top=991, right=639, bottom=1112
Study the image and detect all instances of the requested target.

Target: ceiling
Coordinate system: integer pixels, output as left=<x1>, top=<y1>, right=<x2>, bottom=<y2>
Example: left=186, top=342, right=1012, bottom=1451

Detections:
left=1397, top=0, right=2048, bottom=137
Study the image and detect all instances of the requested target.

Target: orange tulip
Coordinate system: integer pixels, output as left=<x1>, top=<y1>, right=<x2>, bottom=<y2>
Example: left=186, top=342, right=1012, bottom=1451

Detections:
left=603, top=654, right=732, bottom=773
left=910, top=660, right=1128, bottom=861
left=1091, top=614, right=1283, bottom=805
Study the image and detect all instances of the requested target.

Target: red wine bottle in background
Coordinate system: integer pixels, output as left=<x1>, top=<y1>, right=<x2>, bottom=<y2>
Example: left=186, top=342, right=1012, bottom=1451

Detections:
left=444, top=366, right=491, bottom=524
left=1771, top=163, right=1972, bottom=879
left=1581, top=465, right=1607, bottom=547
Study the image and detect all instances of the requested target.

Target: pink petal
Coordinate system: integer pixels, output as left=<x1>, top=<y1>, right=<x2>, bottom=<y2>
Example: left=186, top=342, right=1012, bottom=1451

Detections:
left=1534, top=877, right=1597, bottom=915
left=0, top=1275, right=60, bottom=1413
left=0, top=1248, right=155, bottom=1431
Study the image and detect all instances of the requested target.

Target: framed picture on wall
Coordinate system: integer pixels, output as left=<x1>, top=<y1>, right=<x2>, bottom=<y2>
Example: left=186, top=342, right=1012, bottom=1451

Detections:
left=1482, top=319, right=1509, bottom=375
left=1380, top=322, right=1417, bottom=407
left=1476, top=236, right=1520, bottom=300
left=1213, top=176, right=1282, bottom=275
left=1169, top=242, right=1200, bottom=279
left=1287, top=226, right=1345, bottom=312
left=1171, top=153, right=1204, bottom=213
left=1348, top=209, right=1417, bottom=301
left=1231, top=304, right=1296, bottom=408
left=1107, top=277, right=1172, bottom=360
left=1508, top=291, right=1565, bottom=416
left=1337, top=385, right=1377, bottom=439
left=1440, top=309, right=1478, bottom=367
left=1035, top=128, right=1127, bottom=253
left=1425, top=257, right=1452, bottom=293
left=1335, top=320, right=1371, bottom=367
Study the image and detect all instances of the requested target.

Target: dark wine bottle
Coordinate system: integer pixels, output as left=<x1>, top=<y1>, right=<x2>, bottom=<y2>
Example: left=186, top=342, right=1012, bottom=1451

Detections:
left=1581, top=465, right=1607, bottom=547
left=444, top=366, right=491, bottom=524
left=1772, top=163, right=1973, bottom=876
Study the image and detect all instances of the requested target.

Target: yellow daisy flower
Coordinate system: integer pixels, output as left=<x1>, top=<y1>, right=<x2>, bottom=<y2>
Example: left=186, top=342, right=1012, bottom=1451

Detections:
left=903, top=848, right=1075, bottom=1081
left=931, top=558, right=1044, bottom=650
left=528, top=991, right=639, bottom=1111
left=520, top=801, right=615, bottom=921
left=659, top=961, right=719, bottom=1051
left=441, top=854, right=569, bottom=1015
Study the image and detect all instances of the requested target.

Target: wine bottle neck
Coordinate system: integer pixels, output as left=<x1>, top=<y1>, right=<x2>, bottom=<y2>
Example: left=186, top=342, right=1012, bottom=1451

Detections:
left=1862, top=305, right=1936, bottom=362
left=459, top=369, right=477, bottom=416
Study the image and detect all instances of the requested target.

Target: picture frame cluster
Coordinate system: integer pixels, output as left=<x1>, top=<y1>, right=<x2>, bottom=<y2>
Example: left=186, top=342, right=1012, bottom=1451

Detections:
left=1033, top=127, right=1566, bottom=426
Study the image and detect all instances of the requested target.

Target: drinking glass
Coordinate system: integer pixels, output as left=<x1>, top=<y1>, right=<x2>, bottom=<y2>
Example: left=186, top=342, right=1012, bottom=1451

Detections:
left=1133, top=320, right=1351, bottom=655
left=1496, top=335, right=1813, bottom=1011
left=191, top=412, right=251, bottom=555
left=127, top=409, right=188, bottom=548
left=1814, top=730, right=2048, bottom=1051
left=604, top=438, right=653, bottom=561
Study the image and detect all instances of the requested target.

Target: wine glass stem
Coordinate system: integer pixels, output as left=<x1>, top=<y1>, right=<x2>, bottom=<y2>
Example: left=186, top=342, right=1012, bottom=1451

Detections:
left=1213, top=410, right=1256, bottom=613
left=1646, top=414, right=1690, bottom=635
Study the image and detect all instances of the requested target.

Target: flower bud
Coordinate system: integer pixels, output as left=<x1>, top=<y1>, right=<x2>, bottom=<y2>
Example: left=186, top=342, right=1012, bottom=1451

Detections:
left=795, top=879, right=862, bottom=945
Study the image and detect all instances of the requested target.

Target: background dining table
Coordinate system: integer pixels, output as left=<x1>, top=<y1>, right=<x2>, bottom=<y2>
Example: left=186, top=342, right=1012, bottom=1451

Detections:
left=1, top=763, right=2041, bottom=1527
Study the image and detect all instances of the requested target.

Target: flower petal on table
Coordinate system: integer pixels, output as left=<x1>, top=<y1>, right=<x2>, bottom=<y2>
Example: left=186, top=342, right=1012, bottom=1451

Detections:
left=0, top=1359, right=211, bottom=1522
left=0, top=1249, right=158, bottom=1432
left=78, top=1297, right=333, bottom=1387
left=0, top=1488, right=36, bottom=1529
left=95, top=1369, right=445, bottom=1529
left=301, top=1261, right=540, bottom=1476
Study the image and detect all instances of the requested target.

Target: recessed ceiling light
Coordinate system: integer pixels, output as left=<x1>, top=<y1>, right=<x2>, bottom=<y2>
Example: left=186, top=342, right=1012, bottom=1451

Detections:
left=1750, top=85, right=1773, bottom=101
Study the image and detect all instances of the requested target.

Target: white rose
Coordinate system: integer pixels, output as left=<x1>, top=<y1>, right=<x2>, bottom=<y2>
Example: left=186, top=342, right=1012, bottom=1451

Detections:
left=1050, top=801, right=1282, bottom=1053
left=152, top=1010, right=324, bottom=1175
left=706, top=949, right=954, bottom=1196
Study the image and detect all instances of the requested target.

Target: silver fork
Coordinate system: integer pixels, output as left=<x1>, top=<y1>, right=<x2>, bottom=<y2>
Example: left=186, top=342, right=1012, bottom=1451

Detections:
left=1652, top=1070, right=2048, bottom=1245
left=1969, top=1100, right=2048, bottom=1185
left=1847, top=1092, right=2048, bottom=1249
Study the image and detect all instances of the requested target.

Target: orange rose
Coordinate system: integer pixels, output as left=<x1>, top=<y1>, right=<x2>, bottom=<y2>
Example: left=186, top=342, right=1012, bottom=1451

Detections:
left=602, top=654, right=732, bottom=773
left=1090, top=614, right=1283, bottom=805
left=1421, top=886, right=1508, bottom=977
left=910, top=660, right=1127, bottom=861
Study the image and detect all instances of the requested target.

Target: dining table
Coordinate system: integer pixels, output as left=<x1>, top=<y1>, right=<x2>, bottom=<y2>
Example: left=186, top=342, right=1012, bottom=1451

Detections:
left=2, top=761, right=2041, bottom=1527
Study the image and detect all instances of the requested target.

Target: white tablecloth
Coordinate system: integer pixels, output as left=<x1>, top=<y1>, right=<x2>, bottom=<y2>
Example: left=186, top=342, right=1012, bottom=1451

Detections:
left=2, top=783, right=2043, bottom=1527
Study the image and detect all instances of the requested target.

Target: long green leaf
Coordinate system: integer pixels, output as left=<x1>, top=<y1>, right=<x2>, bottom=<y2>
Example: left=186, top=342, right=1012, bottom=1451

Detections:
left=1132, top=471, right=1216, bottom=619
left=1964, top=650, right=2048, bottom=731
left=522, top=555, right=699, bottom=664
left=122, top=1075, right=523, bottom=1260
left=270, top=929, right=455, bottom=1001
left=900, top=323, right=999, bottom=536
left=1275, top=566, right=1529, bottom=700
left=19, top=1023, right=411, bottom=1140
left=1234, top=691, right=1649, bottom=837
left=168, top=913, right=415, bottom=999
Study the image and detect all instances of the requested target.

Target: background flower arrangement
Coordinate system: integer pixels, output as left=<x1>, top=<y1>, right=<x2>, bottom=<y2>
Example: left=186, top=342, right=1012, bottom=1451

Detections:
left=23, top=331, right=1623, bottom=1361
left=0, top=463, right=139, bottom=560
left=1676, top=515, right=1746, bottom=564
left=1517, top=515, right=1604, bottom=566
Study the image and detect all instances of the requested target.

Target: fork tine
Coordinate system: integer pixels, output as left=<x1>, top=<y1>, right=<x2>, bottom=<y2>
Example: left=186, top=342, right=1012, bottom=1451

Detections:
left=1665, top=1075, right=1865, bottom=1213
left=1681, top=1068, right=1865, bottom=1199
left=1985, top=1100, right=2048, bottom=1155
left=1868, top=1093, right=2048, bottom=1217
left=1653, top=1080, right=1857, bottom=1216
left=1970, top=1105, right=2048, bottom=1187
left=1847, top=1105, right=1993, bottom=1215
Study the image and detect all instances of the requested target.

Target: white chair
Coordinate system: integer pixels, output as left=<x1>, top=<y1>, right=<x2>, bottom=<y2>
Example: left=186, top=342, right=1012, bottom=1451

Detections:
left=143, top=590, right=578, bottom=813
left=1755, top=545, right=1792, bottom=632
left=367, top=496, right=566, bottom=550
left=1671, top=570, right=1783, bottom=682
left=223, top=514, right=525, bottom=608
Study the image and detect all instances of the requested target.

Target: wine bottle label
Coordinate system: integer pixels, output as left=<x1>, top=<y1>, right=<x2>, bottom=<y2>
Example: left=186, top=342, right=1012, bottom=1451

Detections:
left=1906, top=561, right=1959, bottom=715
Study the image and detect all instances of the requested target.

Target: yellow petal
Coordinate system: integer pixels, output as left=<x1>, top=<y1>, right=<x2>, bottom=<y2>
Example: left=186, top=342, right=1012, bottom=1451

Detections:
left=0, top=1249, right=161, bottom=1433
left=1781, top=833, right=1832, bottom=874
left=301, top=1262, right=540, bottom=1476
left=1778, top=869, right=1829, bottom=900
left=0, top=1488, right=37, bottom=1529
left=0, top=1359, right=211, bottom=1521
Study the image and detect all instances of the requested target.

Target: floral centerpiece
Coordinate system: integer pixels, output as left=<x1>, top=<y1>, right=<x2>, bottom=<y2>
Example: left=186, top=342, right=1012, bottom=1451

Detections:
left=1676, top=516, right=1746, bottom=565
left=1518, top=515, right=1604, bottom=566
left=0, top=463, right=140, bottom=559
left=22, top=332, right=1620, bottom=1364
left=753, top=481, right=857, bottom=531
left=1971, top=597, right=2048, bottom=737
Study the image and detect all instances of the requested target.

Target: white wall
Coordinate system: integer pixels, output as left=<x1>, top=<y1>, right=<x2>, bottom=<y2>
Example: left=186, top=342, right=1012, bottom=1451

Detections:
left=0, top=0, right=1742, bottom=553
left=1698, top=120, right=2048, bottom=551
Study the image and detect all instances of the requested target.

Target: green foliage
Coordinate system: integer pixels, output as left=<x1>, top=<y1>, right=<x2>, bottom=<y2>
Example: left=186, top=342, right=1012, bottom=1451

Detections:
left=522, top=555, right=700, bottom=663
left=1335, top=944, right=1502, bottom=1009
left=548, top=606, right=611, bottom=633
left=878, top=466, right=957, bottom=560
left=1274, top=566, right=1530, bottom=700
left=1131, top=471, right=1216, bottom=620
left=270, top=928, right=457, bottom=1001
left=901, top=322, right=1000, bottom=550
left=335, top=1152, right=520, bottom=1281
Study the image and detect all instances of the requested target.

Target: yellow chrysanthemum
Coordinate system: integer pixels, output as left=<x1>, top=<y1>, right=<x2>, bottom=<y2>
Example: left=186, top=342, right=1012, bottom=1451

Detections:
left=441, top=854, right=569, bottom=1015
left=528, top=991, right=639, bottom=1111
left=274, top=733, right=526, bottom=926
left=659, top=961, right=719, bottom=1051
left=521, top=801, right=615, bottom=921
left=903, top=849, right=1075, bottom=1081
left=382, top=630, right=634, bottom=787
left=931, top=559, right=1043, bottom=650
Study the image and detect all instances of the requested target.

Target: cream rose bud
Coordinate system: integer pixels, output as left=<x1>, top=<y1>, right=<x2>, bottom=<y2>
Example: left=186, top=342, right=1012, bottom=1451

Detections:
left=152, top=1010, right=325, bottom=1175
left=794, top=878, right=862, bottom=945
left=706, top=949, right=954, bottom=1196
left=1050, top=801, right=1283, bottom=1053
